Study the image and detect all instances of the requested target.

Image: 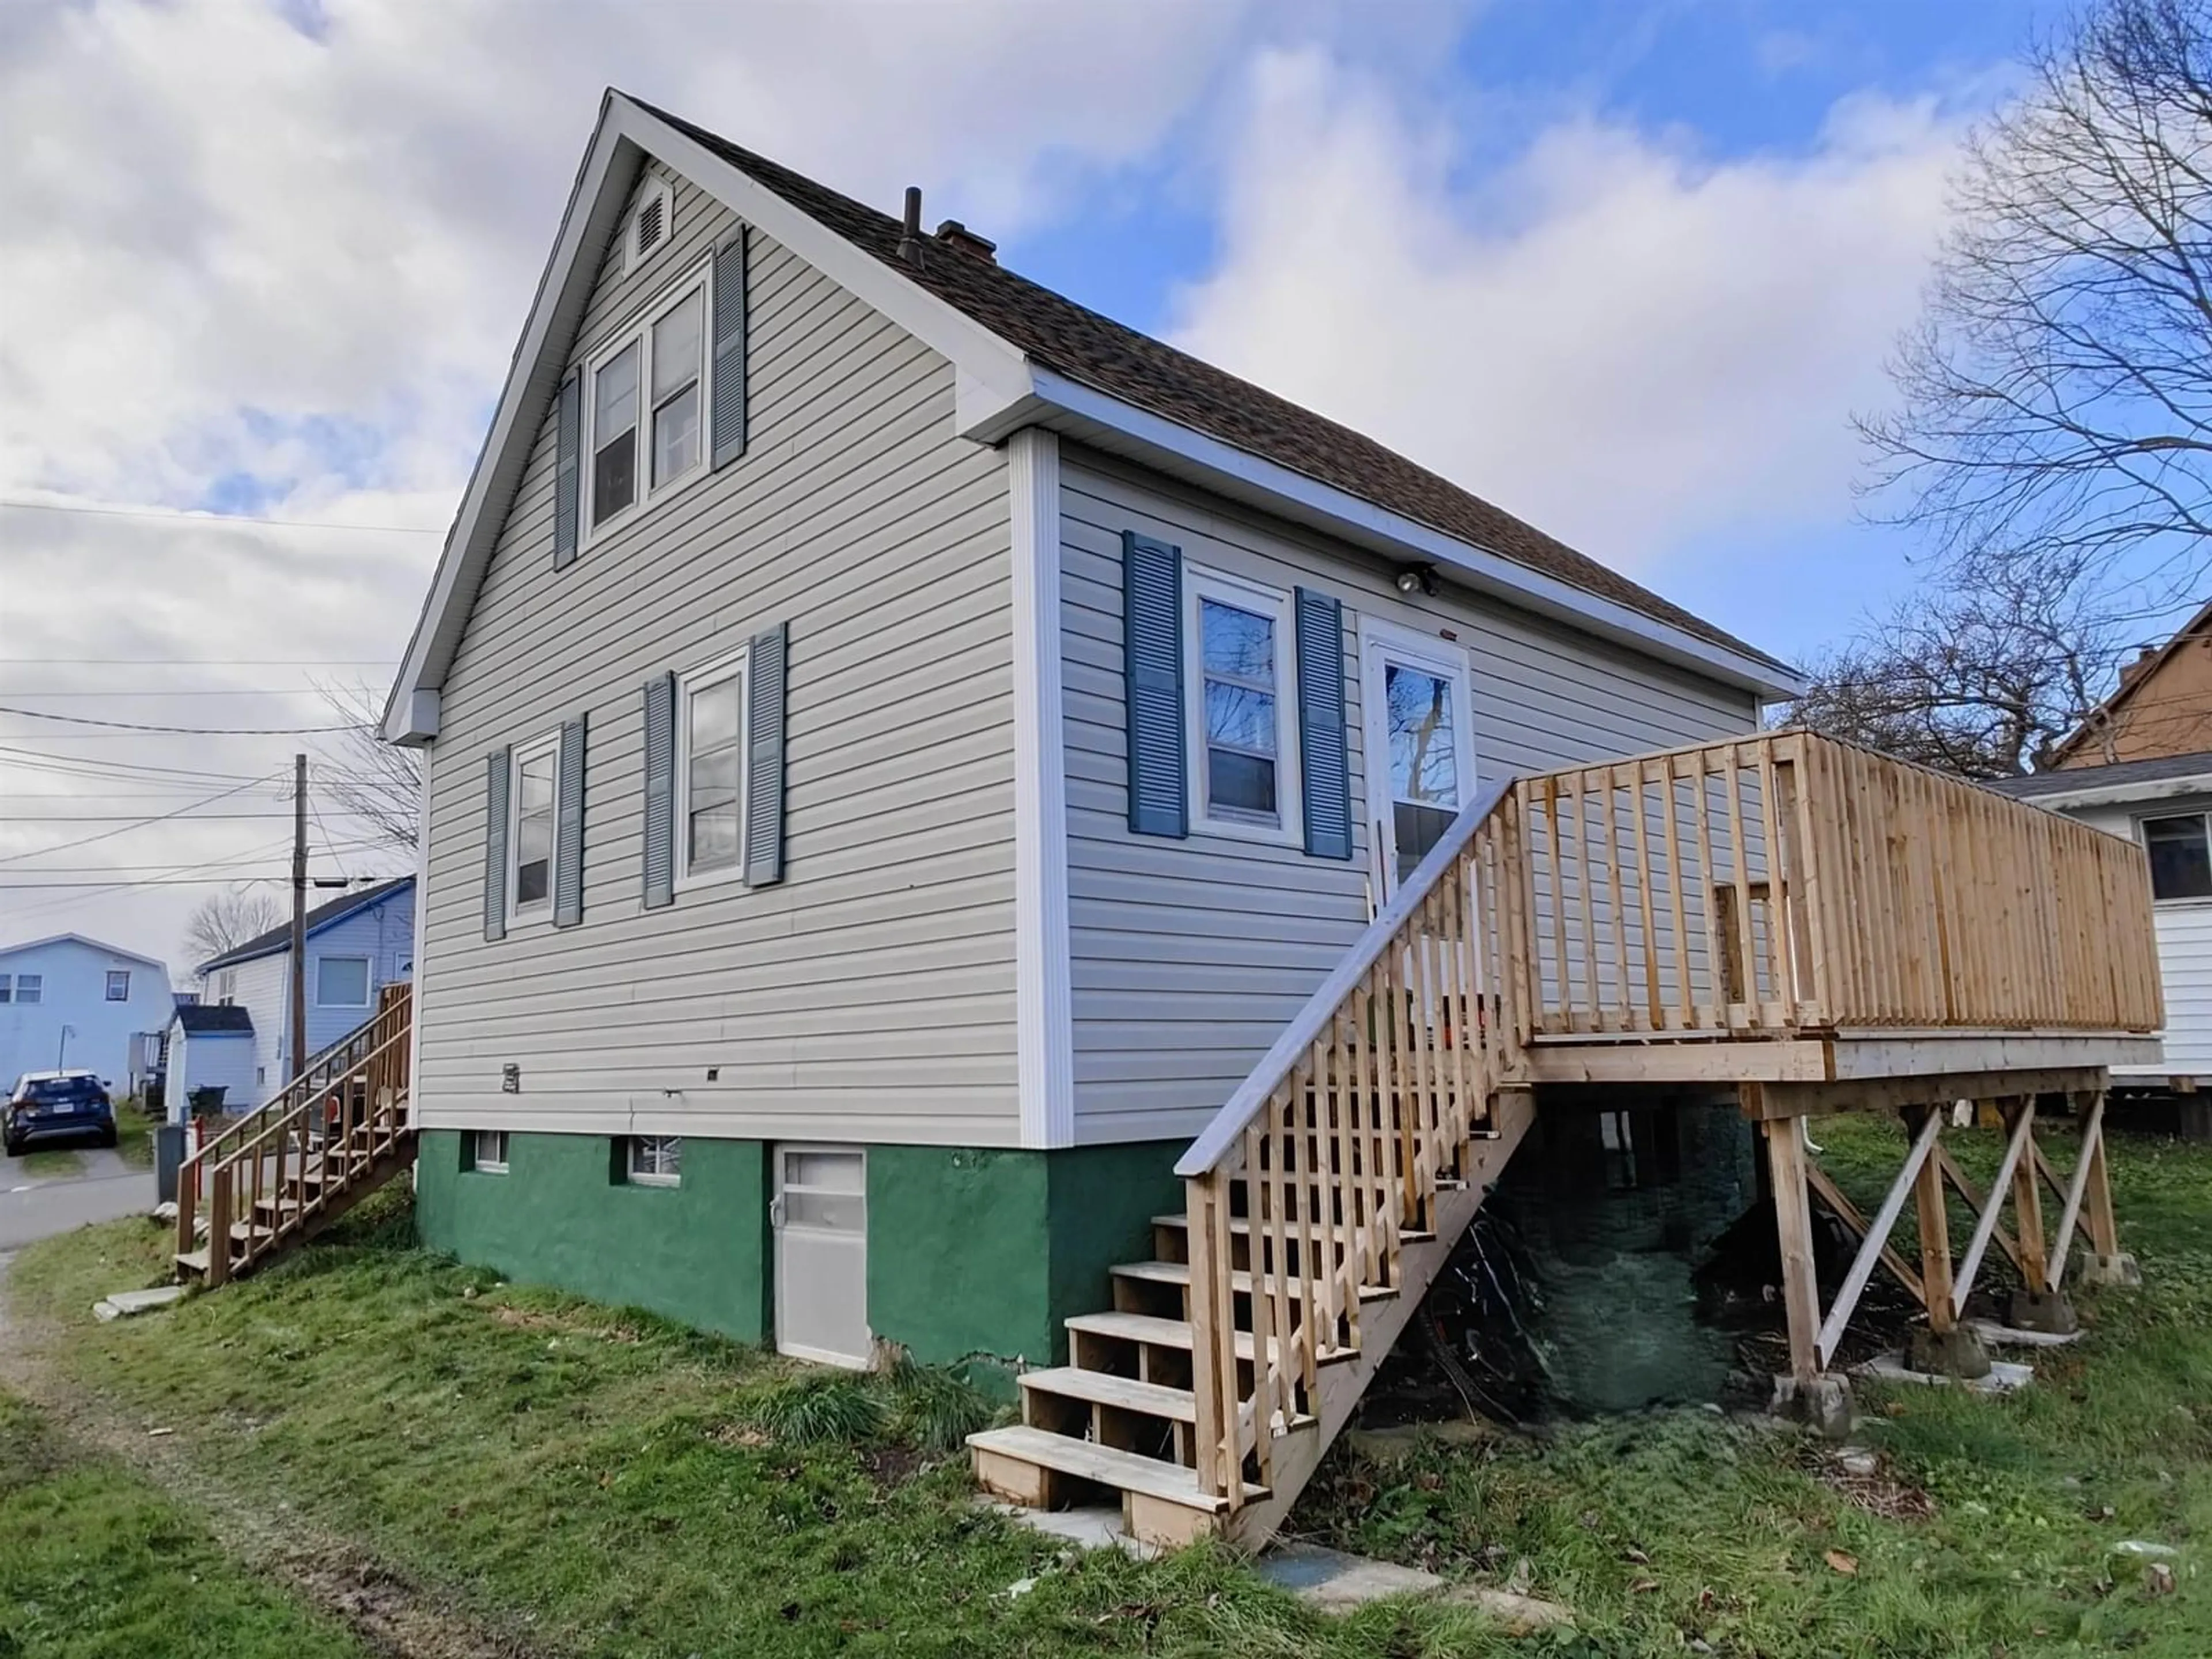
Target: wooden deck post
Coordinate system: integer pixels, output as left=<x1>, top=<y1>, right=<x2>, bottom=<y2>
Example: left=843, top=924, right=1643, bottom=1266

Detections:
left=1907, top=1107, right=1955, bottom=1336
left=2081, top=1090, right=2120, bottom=1259
left=2003, top=1100, right=2048, bottom=1296
left=1762, top=1112, right=1821, bottom=1384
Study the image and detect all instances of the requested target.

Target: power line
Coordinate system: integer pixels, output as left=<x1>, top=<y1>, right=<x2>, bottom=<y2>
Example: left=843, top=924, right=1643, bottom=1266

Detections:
left=0, top=499, right=440, bottom=535
left=0, top=705, right=363, bottom=734
left=0, top=689, right=345, bottom=698
left=0, top=812, right=317, bottom=822
left=0, top=772, right=281, bottom=866
left=0, top=874, right=398, bottom=889
left=0, top=744, right=281, bottom=784
left=0, top=658, right=400, bottom=666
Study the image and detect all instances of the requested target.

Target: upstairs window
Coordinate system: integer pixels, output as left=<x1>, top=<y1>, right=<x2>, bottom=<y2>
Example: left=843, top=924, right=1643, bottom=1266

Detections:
left=2143, top=812, right=2212, bottom=900
left=584, top=262, right=713, bottom=541
left=0, top=975, right=9, bottom=1003
left=13, top=974, right=40, bottom=1005
left=105, top=969, right=131, bottom=1001
left=1184, top=566, right=1300, bottom=843
left=216, top=969, right=238, bottom=1006
left=509, top=735, right=560, bottom=921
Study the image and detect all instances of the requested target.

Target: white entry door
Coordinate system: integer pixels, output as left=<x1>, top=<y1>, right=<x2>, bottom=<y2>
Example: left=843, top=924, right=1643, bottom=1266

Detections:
left=772, top=1146, right=871, bottom=1368
left=1359, top=620, right=1478, bottom=897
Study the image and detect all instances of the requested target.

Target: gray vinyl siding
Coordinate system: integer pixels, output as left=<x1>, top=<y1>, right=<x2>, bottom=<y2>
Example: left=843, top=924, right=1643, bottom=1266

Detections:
left=418, top=164, right=1017, bottom=1146
left=1059, top=452, right=1761, bottom=1145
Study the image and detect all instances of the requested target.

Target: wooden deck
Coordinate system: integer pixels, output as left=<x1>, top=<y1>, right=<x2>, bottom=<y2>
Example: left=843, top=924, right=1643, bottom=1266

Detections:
left=973, top=730, right=2164, bottom=1550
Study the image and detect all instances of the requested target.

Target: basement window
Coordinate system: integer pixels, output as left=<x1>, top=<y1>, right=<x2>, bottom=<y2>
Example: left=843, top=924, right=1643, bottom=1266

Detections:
left=2143, top=812, right=2212, bottom=901
left=468, top=1129, right=509, bottom=1175
left=626, top=1135, right=683, bottom=1188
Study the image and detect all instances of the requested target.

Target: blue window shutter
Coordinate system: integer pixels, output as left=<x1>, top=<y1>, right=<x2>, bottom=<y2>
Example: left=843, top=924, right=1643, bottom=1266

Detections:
left=483, top=748, right=510, bottom=941
left=552, top=715, right=588, bottom=927
left=1122, top=531, right=1187, bottom=838
left=744, top=621, right=789, bottom=887
left=1296, top=588, right=1353, bottom=860
left=642, top=675, right=676, bottom=909
left=711, top=226, right=749, bottom=469
left=553, top=370, right=581, bottom=569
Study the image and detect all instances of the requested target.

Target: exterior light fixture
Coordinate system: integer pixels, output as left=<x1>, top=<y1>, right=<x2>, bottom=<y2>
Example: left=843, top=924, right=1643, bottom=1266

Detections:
left=1394, top=564, right=1439, bottom=597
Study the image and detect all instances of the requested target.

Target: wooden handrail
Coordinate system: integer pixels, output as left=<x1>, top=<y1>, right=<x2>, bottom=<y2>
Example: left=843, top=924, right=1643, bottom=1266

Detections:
left=1173, top=727, right=2161, bottom=1507
left=178, top=982, right=413, bottom=1279
left=1179, top=775, right=1527, bottom=1505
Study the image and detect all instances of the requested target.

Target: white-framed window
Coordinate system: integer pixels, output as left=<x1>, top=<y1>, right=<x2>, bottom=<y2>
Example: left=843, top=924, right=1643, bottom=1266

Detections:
left=13, top=974, right=40, bottom=1005
left=1184, top=565, right=1301, bottom=844
left=509, top=734, right=561, bottom=923
left=627, top=1135, right=682, bottom=1187
left=584, top=259, right=712, bottom=543
left=676, top=646, right=749, bottom=888
left=315, top=955, right=372, bottom=1008
left=0, top=975, right=9, bottom=1003
left=469, top=1129, right=510, bottom=1175
left=2142, top=811, right=2212, bottom=902
left=105, top=969, right=131, bottom=1001
left=216, top=969, right=238, bottom=1006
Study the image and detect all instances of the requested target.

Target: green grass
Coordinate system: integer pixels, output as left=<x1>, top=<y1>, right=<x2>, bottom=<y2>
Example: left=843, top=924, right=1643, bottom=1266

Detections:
left=5, top=1129, right=2206, bottom=1658
left=1298, top=1119, right=2212, bottom=1657
left=16, top=1146, right=85, bottom=1179
left=111, top=1100, right=158, bottom=1170
left=0, top=1387, right=370, bottom=1658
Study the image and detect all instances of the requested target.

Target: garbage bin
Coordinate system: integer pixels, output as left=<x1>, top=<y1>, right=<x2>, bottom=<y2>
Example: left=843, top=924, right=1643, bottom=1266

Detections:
left=187, top=1085, right=228, bottom=1114
left=155, top=1123, right=186, bottom=1205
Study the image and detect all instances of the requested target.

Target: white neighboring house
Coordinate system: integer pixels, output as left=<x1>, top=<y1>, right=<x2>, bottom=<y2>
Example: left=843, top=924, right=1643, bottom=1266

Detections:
left=166, top=1003, right=259, bottom=1118
left=1993, top=751, right=2212, bottom=1094
left=0, top=933, right=173, bottom=1094
left=194, top=878, right=416, bottom=1100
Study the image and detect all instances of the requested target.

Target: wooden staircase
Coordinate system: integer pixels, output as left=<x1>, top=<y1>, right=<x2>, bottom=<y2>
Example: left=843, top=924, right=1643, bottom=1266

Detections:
left=176, top=983, right=415, bottom=1286
left=971, top=778, right=1535, bottom=1549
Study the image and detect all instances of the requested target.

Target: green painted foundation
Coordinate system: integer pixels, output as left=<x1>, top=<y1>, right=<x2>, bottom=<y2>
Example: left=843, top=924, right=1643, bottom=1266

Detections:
left=415, top=1130, right=771, bottom=1342
left=414, top=1131, right=1184, bottom=1377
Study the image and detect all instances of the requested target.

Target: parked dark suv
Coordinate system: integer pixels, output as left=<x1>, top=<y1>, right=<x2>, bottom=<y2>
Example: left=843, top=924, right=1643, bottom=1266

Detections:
left=3, top=1070, right=118, bottom=1156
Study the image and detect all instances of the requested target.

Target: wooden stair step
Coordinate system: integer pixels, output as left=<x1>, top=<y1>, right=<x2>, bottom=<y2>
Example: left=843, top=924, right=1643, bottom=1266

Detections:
left=1065, top=1310, right=1352, bottom=1366
left=1152, top=1213, right=1435, bottom=1245
left=1018, top=1367, right=1196, bottom=1423
left=967, top=1425, right=1265, bottom=1512
left=1112, top=1260, right=1395, bottom=1305
left=175, top=1247, right=210, bottom=1277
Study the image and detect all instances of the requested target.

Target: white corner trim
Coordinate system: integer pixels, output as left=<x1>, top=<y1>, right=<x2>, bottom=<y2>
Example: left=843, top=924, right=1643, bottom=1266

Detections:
left=1009, top=427, right=1075, bottom=1149
left=406, top=742, right=432, bottom=1115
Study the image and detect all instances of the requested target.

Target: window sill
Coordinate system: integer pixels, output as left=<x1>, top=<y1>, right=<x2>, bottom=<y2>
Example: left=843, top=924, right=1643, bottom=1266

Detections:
left=673, top=859, right=748, bottom=897
left=1188, top=814, right=1304, bottom=851
left=469, top=1166, right=510, bottom=1177
left=626, top=1173, right=681, bottom=1190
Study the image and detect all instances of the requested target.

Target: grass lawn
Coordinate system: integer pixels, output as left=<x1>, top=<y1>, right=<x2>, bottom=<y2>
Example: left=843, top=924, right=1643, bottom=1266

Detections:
left=111, top=1100, right=158, bottom=1171
left=16, top=1146, right=85, bottom=1180
left=0, top=1388, right=370, bottom=1658
left=3, top=1120, right=2206, bottom=1658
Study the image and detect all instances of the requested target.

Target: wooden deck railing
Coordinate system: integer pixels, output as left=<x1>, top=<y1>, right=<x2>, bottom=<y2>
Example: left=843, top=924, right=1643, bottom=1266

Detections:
left=1172, top=777, right=1522, bottom=1509
left=177, top=982, right=413, bottom=1283
left=1511, top=730, right=2160, bottom=1038
left=1172, top=729, right=2160, bottom=1506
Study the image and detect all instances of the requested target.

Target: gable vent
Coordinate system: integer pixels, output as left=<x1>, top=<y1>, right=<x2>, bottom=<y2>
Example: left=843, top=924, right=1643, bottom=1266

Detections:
left=629, top=179, right=672, bottom=270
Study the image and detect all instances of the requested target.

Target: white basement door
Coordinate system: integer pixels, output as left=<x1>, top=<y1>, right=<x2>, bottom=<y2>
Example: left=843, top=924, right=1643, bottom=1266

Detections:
left=772, top=1146, right=870, bottom=1367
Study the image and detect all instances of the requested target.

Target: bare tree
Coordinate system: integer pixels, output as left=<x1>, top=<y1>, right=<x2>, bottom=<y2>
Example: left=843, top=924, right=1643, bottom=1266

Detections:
left=310, top=678, right=422, bottom=853
left=183, top=885, right=287, bottom=968
left=1858, top=0, right=2212, bottom=613
left=1787, top=559, right=2126, bottom=778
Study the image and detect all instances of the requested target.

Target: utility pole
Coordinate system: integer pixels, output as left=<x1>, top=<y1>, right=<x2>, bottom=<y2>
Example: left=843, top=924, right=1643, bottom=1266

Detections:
left=290, top=752, right=308, bottom=1082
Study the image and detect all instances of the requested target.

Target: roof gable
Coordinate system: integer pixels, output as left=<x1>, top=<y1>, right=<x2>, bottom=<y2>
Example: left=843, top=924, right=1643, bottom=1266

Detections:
left=196, top=877, right=414, bottom=975
left=384, top=93, right=1796, bottom=744
left=173, top=1004, right=255, bottom=1036
left=2052, top=597, right=2212, bottom=766
left=0, top=933, right=168, bottom=974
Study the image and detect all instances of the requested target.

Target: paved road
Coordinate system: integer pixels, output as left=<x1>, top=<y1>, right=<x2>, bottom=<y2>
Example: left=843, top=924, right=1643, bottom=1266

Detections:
left=0, top=1146, right=156, bottom=1250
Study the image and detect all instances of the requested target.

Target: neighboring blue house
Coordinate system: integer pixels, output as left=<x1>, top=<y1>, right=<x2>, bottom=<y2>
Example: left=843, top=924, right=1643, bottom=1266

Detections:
left=194, top=878, right=415, bottom=1100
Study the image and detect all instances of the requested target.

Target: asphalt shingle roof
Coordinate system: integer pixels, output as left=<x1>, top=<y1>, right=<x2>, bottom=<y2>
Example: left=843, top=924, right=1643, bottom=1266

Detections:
left=638, top=99, right=1787, bottom=675
left=173, top=1004, right=254, bottom=1035
left=196, top=877, right=412, bottom=974
left=1985, top=749, right=2212, bottom=798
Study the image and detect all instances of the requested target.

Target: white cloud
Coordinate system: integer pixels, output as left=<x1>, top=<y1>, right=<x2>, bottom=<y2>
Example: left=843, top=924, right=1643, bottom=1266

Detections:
left=1168, top=50, right=1968, bottom=577
left=0, top=0, right=1414, bottom=965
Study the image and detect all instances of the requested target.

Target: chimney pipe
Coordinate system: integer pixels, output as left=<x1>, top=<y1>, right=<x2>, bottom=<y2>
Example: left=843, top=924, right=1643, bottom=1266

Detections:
left=934, top=219, right=998, bottom=263
left=897, top=187, right=925, bottom=268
